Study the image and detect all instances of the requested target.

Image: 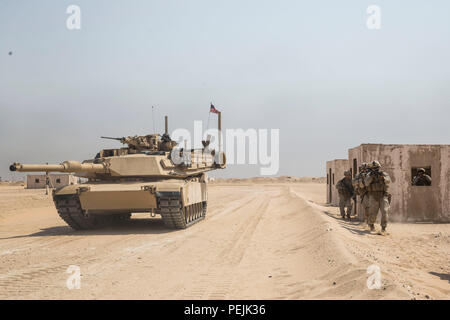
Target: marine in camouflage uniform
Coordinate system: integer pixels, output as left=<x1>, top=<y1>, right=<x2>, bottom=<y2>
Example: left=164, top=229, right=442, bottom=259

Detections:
left=412, top=168, right=432, bottom=186
left=336, top=171, right=355, bottom=219
left=353, top=163, right=369, bottom=224
left=364, top=160, right=391, bottom=234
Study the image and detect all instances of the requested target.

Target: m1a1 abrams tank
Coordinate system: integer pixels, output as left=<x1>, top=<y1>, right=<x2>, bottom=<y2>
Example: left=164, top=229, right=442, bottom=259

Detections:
left=10, top=116, right=226, bottom=230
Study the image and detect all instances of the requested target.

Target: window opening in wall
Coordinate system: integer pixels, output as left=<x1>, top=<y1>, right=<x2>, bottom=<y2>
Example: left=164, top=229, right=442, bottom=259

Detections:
left=411, top=167, right=432, bottom=186
left=329, top=168, right=332, bottom=203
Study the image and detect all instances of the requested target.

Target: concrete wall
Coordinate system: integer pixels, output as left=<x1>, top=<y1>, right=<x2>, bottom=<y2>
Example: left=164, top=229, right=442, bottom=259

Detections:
left=348, top=144, right=450, bottom=222
left=26, top=174, right=77, bottom=189
left=326, top=159, right=349, bottom=206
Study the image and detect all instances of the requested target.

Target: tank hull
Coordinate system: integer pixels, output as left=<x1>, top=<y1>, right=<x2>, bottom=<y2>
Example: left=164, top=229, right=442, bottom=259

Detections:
left=52, top=179, right=207, bottom=229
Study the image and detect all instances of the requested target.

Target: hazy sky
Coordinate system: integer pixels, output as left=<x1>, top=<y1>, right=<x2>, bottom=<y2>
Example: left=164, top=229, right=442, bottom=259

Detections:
left=1, top=0, right=449, bottom=179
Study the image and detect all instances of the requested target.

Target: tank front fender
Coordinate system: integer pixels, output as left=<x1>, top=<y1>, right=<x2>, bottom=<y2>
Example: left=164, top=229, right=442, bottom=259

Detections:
left=53, top=184, right=82, bottom=196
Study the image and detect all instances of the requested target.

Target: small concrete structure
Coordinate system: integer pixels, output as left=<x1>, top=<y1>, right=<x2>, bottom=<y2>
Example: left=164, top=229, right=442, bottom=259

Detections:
left=326, top=159, right=349, bottom=206
left=26, top=174, right=78, bottom=189
left=326, top=144, right=450, bottom=222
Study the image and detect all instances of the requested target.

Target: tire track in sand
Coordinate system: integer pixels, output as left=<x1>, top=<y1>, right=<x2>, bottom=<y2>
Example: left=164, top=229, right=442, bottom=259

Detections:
left=181, top=193, right=272, bottom=299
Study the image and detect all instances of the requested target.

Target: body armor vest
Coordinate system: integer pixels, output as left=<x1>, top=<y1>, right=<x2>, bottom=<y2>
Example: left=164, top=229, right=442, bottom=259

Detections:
left=367, top=173, right=387, bottom=192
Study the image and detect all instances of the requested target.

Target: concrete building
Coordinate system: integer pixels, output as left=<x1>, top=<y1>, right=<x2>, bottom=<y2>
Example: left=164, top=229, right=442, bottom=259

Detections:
left=326, top=144, right=450, bottom=222
left=326, top=159, right=349, bottom=206
left=26, top=174, right=78, bottom=189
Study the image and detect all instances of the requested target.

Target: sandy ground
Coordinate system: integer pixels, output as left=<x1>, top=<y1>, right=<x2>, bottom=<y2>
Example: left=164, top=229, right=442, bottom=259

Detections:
left=0, top=183, right=448, bottom=300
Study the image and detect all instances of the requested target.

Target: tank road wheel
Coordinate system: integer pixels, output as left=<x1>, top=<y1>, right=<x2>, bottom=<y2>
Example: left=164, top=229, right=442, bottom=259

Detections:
left=181, top=202, right=205, bottom=228
left=157, top=192, right=206, bottom=229
left=195, top=203, right=200, bottom=219
left=202, top=201, right=207, bottom=218
left=191, top=205, right=195, bottom=221
left=184, top=206, right=189, bottom=224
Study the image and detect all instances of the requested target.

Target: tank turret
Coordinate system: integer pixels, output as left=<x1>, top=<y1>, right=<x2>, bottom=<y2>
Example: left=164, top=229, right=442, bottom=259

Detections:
left=100, top=134, right=172, bottom=152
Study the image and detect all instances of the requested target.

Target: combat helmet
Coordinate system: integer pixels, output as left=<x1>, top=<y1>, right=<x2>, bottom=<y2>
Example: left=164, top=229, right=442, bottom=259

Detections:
left=368, top=160, right=381, bottom=170
left=417, top=168, right=426, bottom=173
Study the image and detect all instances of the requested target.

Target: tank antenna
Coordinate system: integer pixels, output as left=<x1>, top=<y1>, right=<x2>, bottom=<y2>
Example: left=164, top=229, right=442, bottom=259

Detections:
left=165, top=115, right=169, bottom=135
left=207, top=102, right=212, bottom=130
left=218, top=111, right=222, bottom=154
left=152, top=106, right=156, bottom=133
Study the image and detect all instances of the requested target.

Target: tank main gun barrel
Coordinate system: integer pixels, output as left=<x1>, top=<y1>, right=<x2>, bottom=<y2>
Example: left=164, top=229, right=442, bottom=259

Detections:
left=101, top=136, right=124, bottom=142
left=10, top=161, right=107, bottom=173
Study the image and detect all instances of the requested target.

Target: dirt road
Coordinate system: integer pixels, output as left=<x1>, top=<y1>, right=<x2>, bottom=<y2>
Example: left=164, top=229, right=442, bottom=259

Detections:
left=0, top=183, right=448, bottom=299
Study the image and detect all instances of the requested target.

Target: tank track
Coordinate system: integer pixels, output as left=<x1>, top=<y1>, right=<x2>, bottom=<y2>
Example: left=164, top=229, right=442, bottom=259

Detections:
left=53, top=194, right=130, bottom=230
left=157, top=192, right=206, bottom=229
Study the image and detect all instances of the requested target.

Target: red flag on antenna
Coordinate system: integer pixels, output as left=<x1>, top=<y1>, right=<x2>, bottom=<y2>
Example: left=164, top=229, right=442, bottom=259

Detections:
left=210, top=103, right=220, bottom=114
